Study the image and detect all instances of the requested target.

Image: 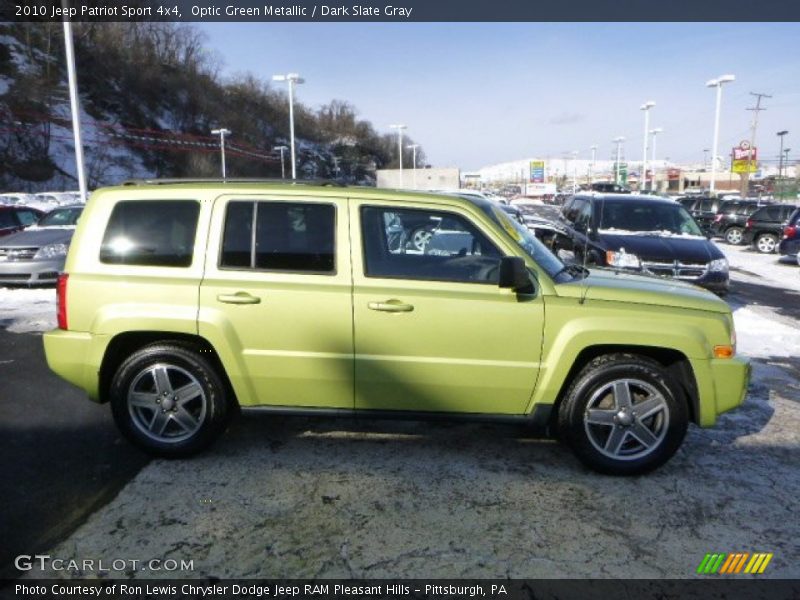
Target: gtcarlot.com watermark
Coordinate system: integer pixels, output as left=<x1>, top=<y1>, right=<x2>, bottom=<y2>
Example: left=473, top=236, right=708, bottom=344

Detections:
left=15, top=554, right=194, bottom=573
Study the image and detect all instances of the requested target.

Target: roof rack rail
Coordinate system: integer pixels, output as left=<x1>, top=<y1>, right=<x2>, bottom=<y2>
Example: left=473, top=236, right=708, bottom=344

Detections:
left=119, top=177, right=346, bottom=187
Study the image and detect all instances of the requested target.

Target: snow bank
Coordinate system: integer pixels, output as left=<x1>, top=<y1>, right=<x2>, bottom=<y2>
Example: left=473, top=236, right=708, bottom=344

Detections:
left=733, top=306, right=800, bottom=359
left=0, top=287, right=56, bottom=333
left=725, top=243, right=800, bottom=293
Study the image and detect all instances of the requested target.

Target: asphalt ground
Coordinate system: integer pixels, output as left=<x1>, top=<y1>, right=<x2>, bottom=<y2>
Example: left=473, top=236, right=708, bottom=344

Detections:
left=0, top=329, right=149, bottom=579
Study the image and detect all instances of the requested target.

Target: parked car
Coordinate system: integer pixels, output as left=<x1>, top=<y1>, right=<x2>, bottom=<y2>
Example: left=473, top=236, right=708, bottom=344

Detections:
left=591, top=182, right=631, bottom=194
left=0, top=205, right=43, bottom=238
left=43, top=181, right=749, bottom=475
left=0, top=205, right=83, bottom=285
left=742, top=204, right=799, bottom=254
left=554, top=194, right=729, bottom=294
left=778, top=207, right=800, bottom=262
left=0, top=193, right=38, bottom=206
left=709, top=199, right=771, bottom=245
left=678, top=196, right=724, bottom=233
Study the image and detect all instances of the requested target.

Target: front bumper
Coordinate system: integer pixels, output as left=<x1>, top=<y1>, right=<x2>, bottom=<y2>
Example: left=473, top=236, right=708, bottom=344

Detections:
left=694, top=356, right=751, bottom=427
left=0, top=257, right=65, bottom=285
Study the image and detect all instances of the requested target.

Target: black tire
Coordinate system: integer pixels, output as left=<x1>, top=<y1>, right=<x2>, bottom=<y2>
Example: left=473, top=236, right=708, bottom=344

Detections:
left=110, top=343, right=230, bottom=457
left=724, top=226, right=744, bottom=245
left=558, top=353, right=688, bottom=475
left=755, top=233, right=778, bottom=254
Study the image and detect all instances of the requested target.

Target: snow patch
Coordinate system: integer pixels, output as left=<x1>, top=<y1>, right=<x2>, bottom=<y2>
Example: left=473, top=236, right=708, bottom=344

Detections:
left=0, top=287, right=56, bottom=333
left=733, top=306, right=800, bottom=359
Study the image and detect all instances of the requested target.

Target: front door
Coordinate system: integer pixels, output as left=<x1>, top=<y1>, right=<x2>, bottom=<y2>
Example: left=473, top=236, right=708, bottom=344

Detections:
left=350, top=200, right=544, bottom=415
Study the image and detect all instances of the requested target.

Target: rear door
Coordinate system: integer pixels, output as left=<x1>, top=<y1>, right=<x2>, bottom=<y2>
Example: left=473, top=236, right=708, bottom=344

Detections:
left=199, top=195, right=353, bottom=408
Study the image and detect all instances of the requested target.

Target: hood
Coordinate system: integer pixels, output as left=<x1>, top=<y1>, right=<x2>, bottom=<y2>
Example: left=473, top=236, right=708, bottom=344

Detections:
left=556, top=268, right=729, bottom=314
left=0, top=227, right=75, bottom=248
left=598, top=232, right=723, bottom=263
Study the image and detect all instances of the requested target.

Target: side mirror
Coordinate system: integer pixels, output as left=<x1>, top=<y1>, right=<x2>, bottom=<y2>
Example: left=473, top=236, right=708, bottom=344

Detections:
left=498, top=256, right=534, bottom=294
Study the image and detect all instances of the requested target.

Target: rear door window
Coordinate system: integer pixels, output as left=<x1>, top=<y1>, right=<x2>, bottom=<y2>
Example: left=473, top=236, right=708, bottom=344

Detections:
left=100, top=200, right=200, bottom=267
left=220, top=201, right=336, bottom=274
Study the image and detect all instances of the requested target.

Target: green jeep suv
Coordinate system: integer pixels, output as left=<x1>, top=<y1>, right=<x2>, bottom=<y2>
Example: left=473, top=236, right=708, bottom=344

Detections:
left=43, top=181, right=750, bottom=475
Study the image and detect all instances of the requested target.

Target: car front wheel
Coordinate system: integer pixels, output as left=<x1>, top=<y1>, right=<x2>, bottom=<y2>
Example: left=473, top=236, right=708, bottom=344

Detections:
left=558, top=354, right=688, bottom=475
left=755, top=233, right=778, bottom=254
left=110, top=343, right=230, bottom=457
left=725, top=227, right=744, bottom=245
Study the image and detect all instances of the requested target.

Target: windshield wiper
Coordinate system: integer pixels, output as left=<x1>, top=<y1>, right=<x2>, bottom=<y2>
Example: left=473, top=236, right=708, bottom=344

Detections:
left=555, top=263, right=589, bottom=280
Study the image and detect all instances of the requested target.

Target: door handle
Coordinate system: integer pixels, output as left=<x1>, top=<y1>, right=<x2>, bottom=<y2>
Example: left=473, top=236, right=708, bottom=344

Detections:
left=368, top=299, right=414, bottom=313
left=217, top=292, right=261, bottom=305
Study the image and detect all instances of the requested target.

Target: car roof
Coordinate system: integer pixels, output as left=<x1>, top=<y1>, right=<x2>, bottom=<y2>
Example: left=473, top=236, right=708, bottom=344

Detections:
left=575, top=193, right=675, bottom=204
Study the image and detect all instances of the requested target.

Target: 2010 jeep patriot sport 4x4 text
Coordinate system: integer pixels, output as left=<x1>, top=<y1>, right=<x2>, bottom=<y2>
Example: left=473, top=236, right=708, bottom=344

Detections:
left=43, top=181, right=750, bottom=475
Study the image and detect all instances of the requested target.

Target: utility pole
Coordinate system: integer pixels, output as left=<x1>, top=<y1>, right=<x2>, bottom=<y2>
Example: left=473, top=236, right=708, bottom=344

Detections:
left=777, top=131, right=788, bottom=201
left=211, top=128, right=231, bottom=179
left=274, top=145, right=288, bottom=179
left=743, top=92, right=771, bottom=196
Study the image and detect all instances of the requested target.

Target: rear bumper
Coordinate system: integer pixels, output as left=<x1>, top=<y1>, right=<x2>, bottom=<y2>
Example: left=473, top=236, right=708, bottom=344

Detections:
left=0, top=258, right=65, bottom=285
left=43, top=329, right=106, bottom=401
left=778, top=238, right=800, bottom=257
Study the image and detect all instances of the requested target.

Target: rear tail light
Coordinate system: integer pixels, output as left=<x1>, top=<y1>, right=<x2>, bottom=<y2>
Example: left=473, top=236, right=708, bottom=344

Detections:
left=784, top=225, right=797, bottom=239
left=745, top=218, right=753, bottom=228
left=713, top=214, right=723, bottom=222
left=56, top=273, right=68, bottom=330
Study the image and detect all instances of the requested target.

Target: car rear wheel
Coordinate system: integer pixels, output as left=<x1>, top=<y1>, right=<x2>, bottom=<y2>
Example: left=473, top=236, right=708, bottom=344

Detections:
left=558, top=354, right=688, bottom=475
left=110, top=343, right=230, bottom=457
left=409, top=226, right=433, bottom=252
left=725, top=227, right=744, bottom=245
left=755, top=233, right=778, bottom=254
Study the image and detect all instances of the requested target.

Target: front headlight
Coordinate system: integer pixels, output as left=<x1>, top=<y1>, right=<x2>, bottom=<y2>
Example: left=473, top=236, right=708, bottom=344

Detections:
left=606, top=248, right=641, bottom=269
left=34, top=243, right=68, bottom=260
left=708, top=257, right=729, bottom=272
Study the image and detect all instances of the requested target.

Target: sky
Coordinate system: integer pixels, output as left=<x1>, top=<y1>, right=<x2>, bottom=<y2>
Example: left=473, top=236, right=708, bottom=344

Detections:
left=196, top=22, right=800, bottom=171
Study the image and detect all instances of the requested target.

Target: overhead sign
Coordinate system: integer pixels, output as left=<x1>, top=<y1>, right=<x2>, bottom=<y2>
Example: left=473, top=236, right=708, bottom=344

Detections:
left=529, top=160, right=545, bottom=183
left=732, top=143, right=758, bottom=173
left=667, top=168, right=681, bottom=180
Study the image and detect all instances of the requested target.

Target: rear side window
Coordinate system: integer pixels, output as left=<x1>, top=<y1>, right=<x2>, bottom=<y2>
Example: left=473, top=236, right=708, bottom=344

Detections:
left=220, top=201, right=335, bottom=274
left=100, top=200, right=200, bottom=267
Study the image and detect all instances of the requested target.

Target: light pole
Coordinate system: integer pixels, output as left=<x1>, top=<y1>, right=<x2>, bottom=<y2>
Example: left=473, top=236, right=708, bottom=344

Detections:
left=389, top=124, right=407, bottom=187
left=589, top=145, right=597, bottom=184
left=649, top=127, right=663, bottom=193
left=211, top=128, right=231, bottom=179
left=706, top=74, right=736, bottom=193
left=570, top=150, right=579, bottom=192
left=777, top=130, right=788, bottom=200
left=273, top=145, right=288, bottom=179
left=407, top=143, right=420, bottom=189
left=640, top=101, right=656, bottom=191
left=703, top=148, right=710, bottom=171
left=272, top=73, right=305, bottom=179
left=783, top=148, right=791, bottom=200
left=613, top=137, right=625, bottom=185
left=61, top=15, right=88, bottom=202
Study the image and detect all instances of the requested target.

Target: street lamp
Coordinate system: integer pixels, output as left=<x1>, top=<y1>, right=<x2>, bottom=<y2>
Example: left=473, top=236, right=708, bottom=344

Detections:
left=706, top=74, right=736, bottom=193
left=777, top=130, right=789, bottom=200
left=273, top=145, right=288, bottom=179
left=589, top=145, right=597, bottom=184
left=570, top=150, right=579, bottom=192
left=649, top=127, right=663, bottom=193
left=272, top=73, right=305, bottom=179
left=640, top=101, right=656, bottom=191
left=389, top=124, right=407, bottom=187
left=211, top=128, right=231, bottom=179
left=613, top=137, right=625, bottom=185
left=407, top=143, right=420, bottom=189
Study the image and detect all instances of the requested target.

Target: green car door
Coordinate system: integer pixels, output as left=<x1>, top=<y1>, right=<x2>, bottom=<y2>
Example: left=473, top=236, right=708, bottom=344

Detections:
left=350, top=198, right=545, bottom=415
left=198, top=195, right=354, bottom=408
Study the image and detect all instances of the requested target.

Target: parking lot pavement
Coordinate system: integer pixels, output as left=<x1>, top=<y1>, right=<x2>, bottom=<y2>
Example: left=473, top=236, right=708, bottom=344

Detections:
left=25, top=363, right=799, bottom=579
left=4, top=256, right=800, bottom=580
left=0, top=328, right=149, bottom=579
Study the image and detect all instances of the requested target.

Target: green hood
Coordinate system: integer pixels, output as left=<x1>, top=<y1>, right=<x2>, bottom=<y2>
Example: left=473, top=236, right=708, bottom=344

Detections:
left=554, top=268, right=730, bottom=314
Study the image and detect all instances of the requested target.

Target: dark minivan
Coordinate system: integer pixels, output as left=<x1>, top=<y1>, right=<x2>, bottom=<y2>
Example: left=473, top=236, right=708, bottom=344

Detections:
left=555, top=194, right=729, bottom=293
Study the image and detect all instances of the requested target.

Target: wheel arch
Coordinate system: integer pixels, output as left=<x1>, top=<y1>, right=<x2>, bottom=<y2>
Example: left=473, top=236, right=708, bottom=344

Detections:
left=99, top=331, right=238, bottom=408
left=547, top=344, right=699, bottom=428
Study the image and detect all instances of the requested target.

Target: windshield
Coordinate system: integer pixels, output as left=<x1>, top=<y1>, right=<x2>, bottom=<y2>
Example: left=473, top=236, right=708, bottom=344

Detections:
left=37, top=207, right=82, bottom=227
left=482, top=204, right=565, bottom=278
left=597, top=200, right=703, bottom=236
